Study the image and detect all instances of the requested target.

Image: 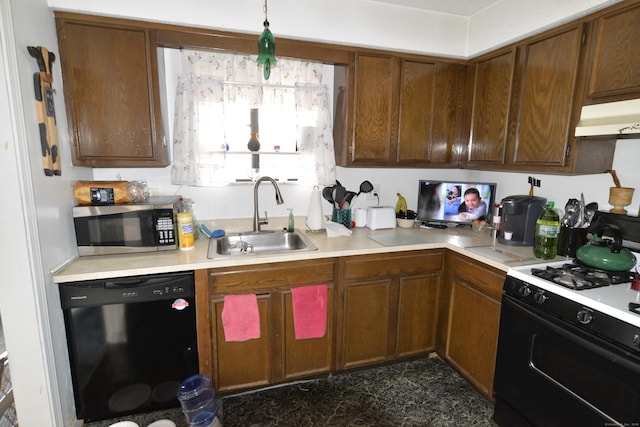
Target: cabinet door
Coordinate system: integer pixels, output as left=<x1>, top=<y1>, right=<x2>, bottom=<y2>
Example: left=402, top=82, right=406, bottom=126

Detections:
left=340, top=251, right=443, bottom=369
left=585, top=2, right=640, bottom=102
left=397, top=59, right=434, bottom=163
left=351, top=54, right=398, bottom=164
left=430, top=62, right=465, bottom=165
left=213, top=294, right=271, bottom=393
left=466, top=49, right=515, bottom=165
left=447, top=280, right=500, bottom=397
left=342, top=279, right=392, bottom=368
left=443, top=254, right=504, bottom=400
left=396, top=275, right=440, bottom=357
left=398, top=61, right=463, bottom=165
left=282, top=286, right=334, bottom=380
left=509, top=25, right=583, bottom=167
left=56, top=18, right=168, bottom=167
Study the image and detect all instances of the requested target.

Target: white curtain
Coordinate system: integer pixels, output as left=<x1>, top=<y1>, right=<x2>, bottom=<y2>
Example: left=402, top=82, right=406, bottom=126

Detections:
left=171, top=50, right=337, bottom=186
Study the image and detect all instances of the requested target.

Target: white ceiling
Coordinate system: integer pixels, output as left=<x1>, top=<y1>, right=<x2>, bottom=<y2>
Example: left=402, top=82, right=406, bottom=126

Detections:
left=371, top=0, right=501, bottom=16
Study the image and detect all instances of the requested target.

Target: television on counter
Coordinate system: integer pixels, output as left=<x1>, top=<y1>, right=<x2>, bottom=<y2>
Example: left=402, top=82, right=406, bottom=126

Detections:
left=417, top=180, right=497, bottom=227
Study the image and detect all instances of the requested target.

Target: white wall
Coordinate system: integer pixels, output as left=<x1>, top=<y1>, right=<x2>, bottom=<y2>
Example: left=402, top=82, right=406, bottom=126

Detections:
left=2, top=0, right=89, bottom=425
left=92, top=139, right=640, bottom=226
left=467, top=0, right=625, bottom=56
left=50, top=0, right=622, bottom=58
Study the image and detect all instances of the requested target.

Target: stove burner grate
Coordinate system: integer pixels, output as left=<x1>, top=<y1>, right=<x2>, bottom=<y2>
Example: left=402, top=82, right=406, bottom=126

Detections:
left=531, top=262, right=635, bottom=290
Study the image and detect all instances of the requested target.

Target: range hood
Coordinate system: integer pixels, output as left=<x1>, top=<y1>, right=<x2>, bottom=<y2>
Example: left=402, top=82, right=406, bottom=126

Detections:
left=575, top=99, right=640, bottom=138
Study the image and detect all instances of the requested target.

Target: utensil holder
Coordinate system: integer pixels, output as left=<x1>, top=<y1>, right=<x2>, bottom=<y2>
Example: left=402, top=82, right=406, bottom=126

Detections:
left=557, top=226, right=588, bottom=258
left=331, top=208, right=352, bottom=229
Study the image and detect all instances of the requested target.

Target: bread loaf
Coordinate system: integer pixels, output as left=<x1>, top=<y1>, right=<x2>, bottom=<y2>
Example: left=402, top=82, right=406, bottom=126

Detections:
left=73, top=181, right=132, bottom=205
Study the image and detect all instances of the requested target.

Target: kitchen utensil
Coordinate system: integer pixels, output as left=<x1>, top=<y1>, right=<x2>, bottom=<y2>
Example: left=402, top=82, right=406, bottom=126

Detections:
left=584, top=202, right=598, bottom=225
left=580, top=193, right=586, bottom=225
left=345, top=191, right=357, bottom=206
left=607, top=169, right=622, bottom=188
left=357, top=180, right=374, bottom=196
left=576, top=224, right=637, bottom=271
left=562, top=198, right=580, bottom=227
left=322, top=186, right=334, bottom=206
left=350, top=180, right=374, bottom=209
left=334, top=184, right=346, bottom=208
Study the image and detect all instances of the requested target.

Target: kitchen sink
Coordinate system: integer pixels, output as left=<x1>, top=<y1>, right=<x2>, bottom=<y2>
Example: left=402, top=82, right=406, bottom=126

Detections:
left=207, top=231, right=318, bottom=258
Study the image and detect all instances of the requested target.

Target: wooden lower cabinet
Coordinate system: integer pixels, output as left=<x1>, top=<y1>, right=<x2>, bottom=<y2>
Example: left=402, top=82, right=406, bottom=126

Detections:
left=440, top=252, right=505, bottom=400
left=339, top=250, right=443, bottom=369
left=212, top=295, right=271, bottom=391
left=282, top=289, right=334, bottom=380
left=195, top=249, right=507, bottom=396
left=202, top=259, right=335, bottom=394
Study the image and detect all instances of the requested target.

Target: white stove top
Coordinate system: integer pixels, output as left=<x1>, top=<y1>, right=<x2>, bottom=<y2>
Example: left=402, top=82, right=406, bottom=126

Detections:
left=508, top=260, right=640, bottom=328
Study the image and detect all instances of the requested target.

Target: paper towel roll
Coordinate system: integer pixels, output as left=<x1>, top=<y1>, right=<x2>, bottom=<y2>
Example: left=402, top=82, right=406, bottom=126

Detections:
left=306, top=186, right=324, bottom=231
left=354, top=208, right=367, bottom=227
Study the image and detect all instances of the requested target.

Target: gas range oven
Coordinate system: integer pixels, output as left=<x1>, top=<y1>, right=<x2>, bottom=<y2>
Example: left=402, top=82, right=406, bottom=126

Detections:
left=492, top=212, right=640, bottom=427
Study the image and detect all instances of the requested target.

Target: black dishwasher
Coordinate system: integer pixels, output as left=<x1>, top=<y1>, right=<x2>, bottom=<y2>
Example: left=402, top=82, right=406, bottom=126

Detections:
left=59, top=271, right=198, bottom=422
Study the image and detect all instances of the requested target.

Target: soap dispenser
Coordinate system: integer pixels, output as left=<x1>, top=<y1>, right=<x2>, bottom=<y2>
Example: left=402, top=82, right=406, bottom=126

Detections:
left=287, top=208, right=295, bottom=232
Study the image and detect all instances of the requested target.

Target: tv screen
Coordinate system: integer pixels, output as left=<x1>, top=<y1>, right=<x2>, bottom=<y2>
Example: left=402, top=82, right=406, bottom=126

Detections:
left=417, top=180, right=497, bottom=226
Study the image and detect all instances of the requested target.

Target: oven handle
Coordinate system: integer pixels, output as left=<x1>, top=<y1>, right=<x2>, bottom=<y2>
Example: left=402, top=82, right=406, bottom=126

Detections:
left=506, top=296, right=640, bottom=375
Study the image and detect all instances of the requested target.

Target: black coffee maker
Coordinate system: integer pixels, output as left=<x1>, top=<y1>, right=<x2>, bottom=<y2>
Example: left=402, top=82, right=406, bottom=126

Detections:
left=498, top=195, right=547, bottom=246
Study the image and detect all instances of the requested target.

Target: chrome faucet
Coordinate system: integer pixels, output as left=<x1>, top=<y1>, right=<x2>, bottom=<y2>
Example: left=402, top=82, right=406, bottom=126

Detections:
left=253, top=176, right=284, bottom=232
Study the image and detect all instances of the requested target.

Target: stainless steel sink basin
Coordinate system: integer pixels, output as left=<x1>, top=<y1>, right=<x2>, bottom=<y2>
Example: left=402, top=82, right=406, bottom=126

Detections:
left=207, top=231, right=318, bottom=258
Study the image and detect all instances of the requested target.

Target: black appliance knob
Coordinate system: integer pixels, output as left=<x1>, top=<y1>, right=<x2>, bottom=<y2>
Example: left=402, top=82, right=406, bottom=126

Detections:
left=518, top=285, right=532, bottom=297
left=533, top=291, right=548, bottom=304
left=577, top=309, right=595, bottom=324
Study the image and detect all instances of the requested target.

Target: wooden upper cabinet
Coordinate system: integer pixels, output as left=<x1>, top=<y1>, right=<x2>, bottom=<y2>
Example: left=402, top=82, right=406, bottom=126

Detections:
left=508, top=25, right=583, bottom=168
left=465, top=49, right=515, bottom=165
left=399, top=61, right=463, bottom=165
left=339, top=53, right=463, bottom=167
left=351, top=54, right=399, bottom=164
left=55, top=15, right=169, bottom=167
left=397, top=59, right=434, bottom=162
left=584, top=1, right=640, bottom=103
left=464, top=22, right=615, bottom=174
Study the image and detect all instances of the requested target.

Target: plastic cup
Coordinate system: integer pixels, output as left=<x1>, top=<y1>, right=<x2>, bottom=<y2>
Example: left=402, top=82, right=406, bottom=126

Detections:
left=177, top=374, right=218, bottom=424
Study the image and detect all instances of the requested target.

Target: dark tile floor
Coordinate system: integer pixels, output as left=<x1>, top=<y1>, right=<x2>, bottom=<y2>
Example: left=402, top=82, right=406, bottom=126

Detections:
left=87, top=355, right=496, bottom=427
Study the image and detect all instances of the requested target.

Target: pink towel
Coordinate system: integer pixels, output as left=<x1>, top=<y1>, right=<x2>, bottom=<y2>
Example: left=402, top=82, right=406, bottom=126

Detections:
left=221, top=294, right=261, bottom=342
left=291, top=284, right=328, bottom=340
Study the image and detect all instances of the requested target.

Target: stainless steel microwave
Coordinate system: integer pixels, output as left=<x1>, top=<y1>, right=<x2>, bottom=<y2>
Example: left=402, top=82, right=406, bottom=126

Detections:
left=73, top=196, right=181, bottom=256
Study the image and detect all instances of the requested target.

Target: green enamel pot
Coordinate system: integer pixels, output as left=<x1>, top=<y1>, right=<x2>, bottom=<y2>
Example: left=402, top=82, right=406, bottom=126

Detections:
left=576, top=225, right=637, bottom=271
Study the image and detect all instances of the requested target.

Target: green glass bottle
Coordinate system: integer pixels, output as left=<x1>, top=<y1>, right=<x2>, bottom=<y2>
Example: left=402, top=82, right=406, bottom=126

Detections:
left=534, top=201, right=561, bottom=259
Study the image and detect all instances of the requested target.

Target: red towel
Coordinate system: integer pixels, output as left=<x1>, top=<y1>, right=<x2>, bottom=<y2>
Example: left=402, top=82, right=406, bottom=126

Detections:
left=291, top=284, right=328, bottom=340
left=221, top=294, right=261, bottom=342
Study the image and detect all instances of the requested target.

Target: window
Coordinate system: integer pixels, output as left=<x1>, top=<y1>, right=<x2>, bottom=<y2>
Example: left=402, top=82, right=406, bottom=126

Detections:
left=169, top=49, right=336, bottom=187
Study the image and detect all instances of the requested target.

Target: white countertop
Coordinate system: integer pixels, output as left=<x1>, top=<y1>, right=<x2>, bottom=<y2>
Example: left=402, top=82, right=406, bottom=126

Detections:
left=53, top=223, right=546, bottom=283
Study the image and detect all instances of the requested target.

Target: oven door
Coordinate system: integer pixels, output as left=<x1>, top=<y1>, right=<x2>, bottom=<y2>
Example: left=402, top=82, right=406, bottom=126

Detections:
left=493, top=294, right=640, bottom=427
